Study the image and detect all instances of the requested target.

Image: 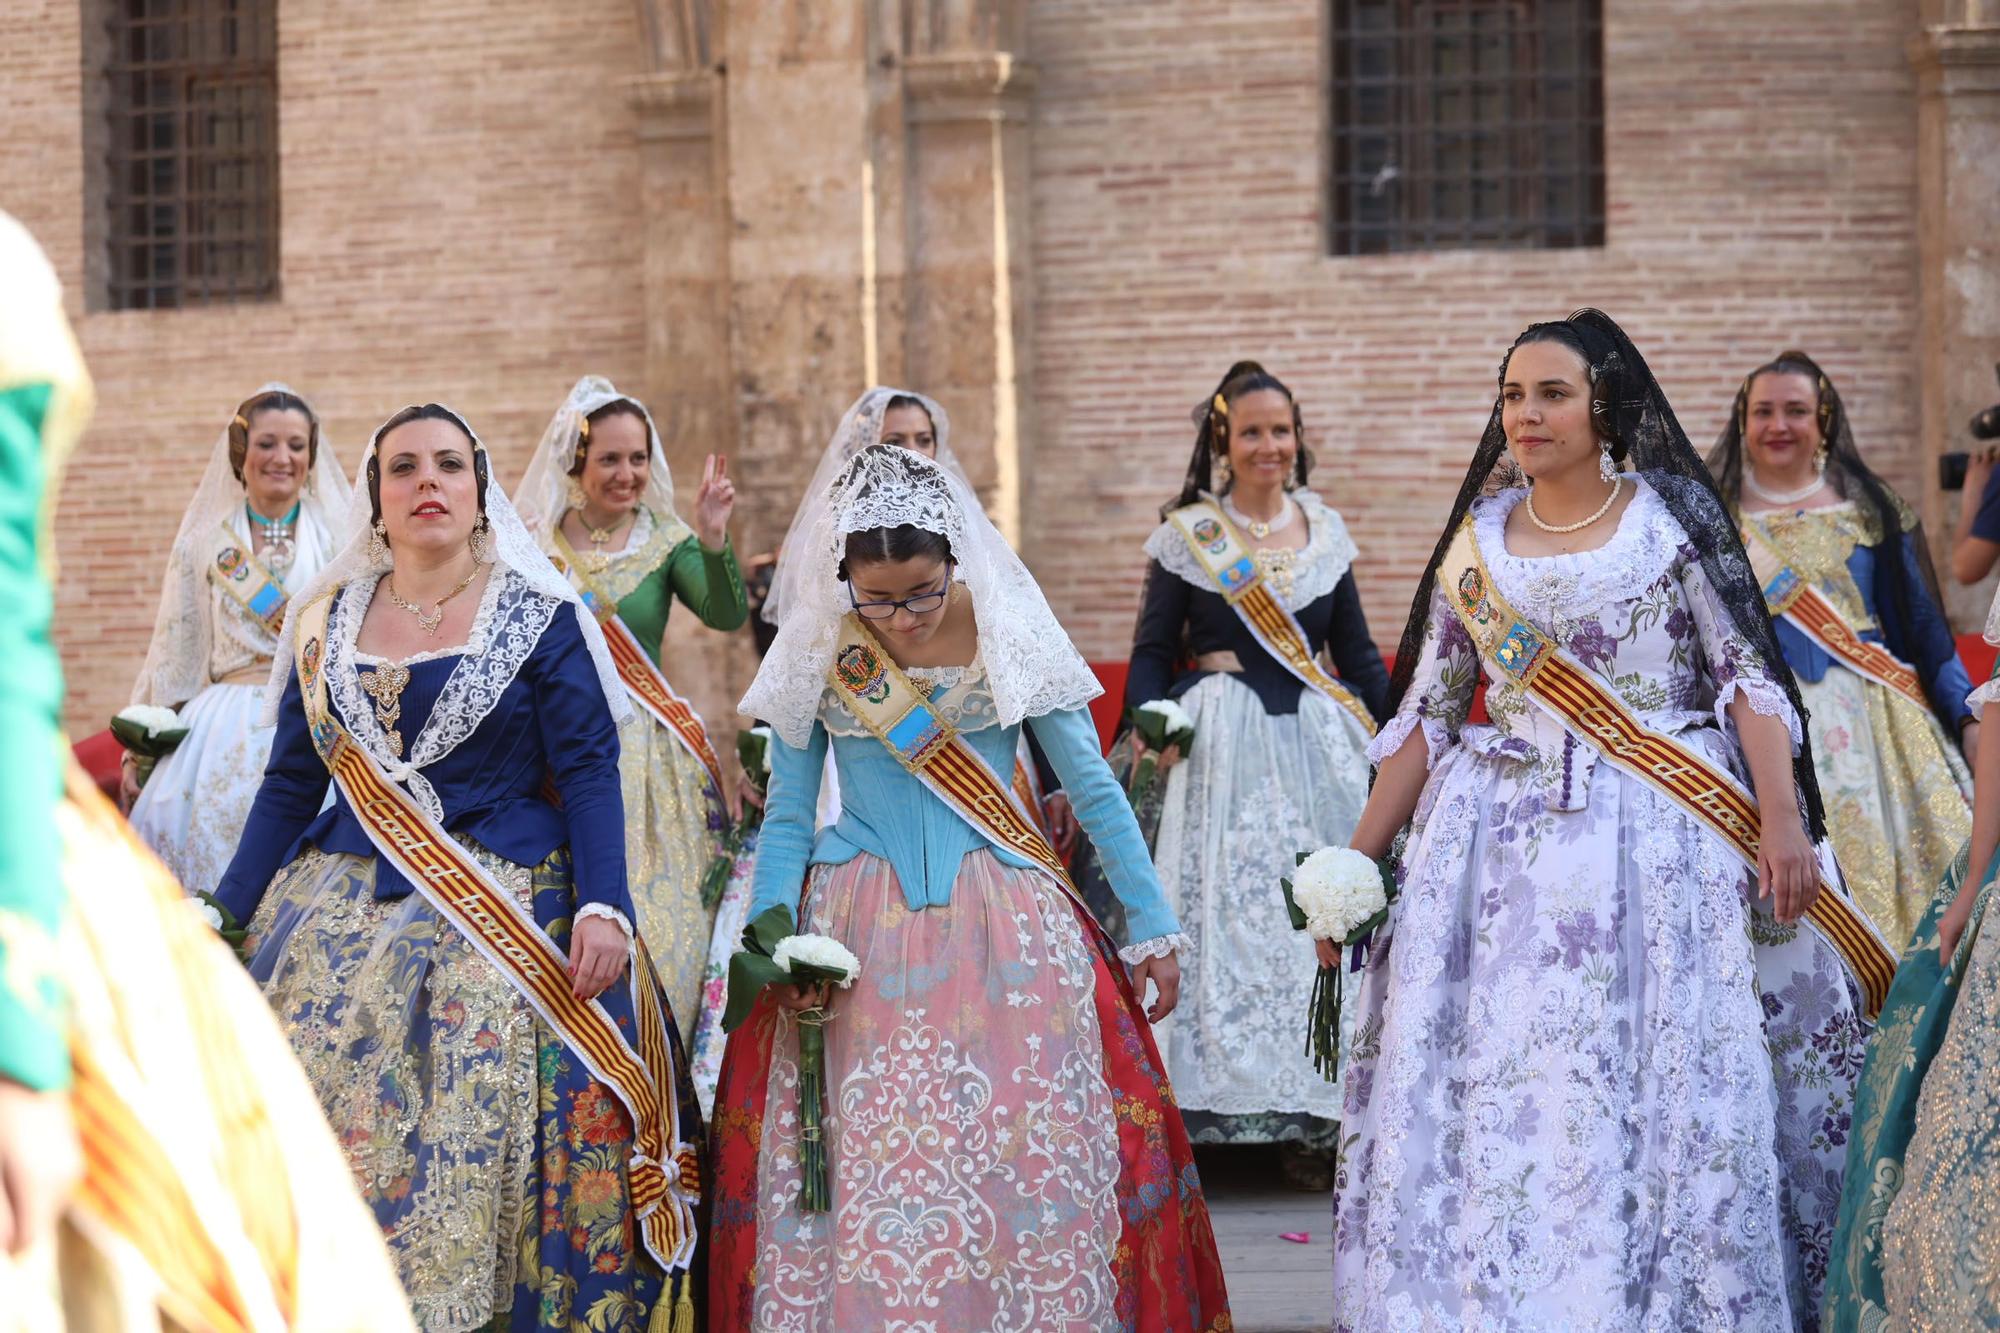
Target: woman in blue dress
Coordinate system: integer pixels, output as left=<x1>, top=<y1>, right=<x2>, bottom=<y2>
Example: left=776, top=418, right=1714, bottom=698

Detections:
left=216, top=403, right=702, bottom=1333
left=708, top=444, right=1229, bottom=1330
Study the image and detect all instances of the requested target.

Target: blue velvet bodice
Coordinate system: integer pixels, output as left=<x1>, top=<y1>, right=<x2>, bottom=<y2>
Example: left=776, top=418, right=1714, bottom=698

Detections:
left=216, top=579, right=630, bottom=926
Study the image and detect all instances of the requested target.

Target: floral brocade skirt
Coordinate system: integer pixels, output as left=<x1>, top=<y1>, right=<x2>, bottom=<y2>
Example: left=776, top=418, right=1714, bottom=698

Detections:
left=1801, top=666, right=1971, bottom=949
left=706, top=849, right=1231, bottom=1332
left=621, top=708, right=726, bottom=1028
left=689, top=824, right=760, bottom=1118
left=243, top=843, right=685, bottom=1333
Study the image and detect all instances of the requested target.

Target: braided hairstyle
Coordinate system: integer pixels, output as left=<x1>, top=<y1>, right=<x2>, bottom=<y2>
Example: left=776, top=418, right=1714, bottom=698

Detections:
left=1163, top=360, right=1313, bottom=517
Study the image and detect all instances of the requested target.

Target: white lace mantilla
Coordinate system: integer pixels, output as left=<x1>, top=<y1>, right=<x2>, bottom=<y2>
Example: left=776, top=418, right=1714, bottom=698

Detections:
left=330, top=567, right=560, bottom=822
left=1145, top=490, right=1358, bottom=612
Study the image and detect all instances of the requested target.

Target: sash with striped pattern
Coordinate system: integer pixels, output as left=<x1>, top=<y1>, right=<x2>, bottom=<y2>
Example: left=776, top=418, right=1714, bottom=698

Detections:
left=211, top=522, right=289, bottom=635
left=1011, top=737, right=1055, bottom=842
left=550, top=546, right=726, bottom=796
left=1166, top=498, right=1376, bottom=737
left=827, top=615, right=1080, bottom=906
left=1741, top=522, right=1932, bottom=715
left=1439, top=520, right=1896, bottom=1019
left=290, top=589, right=700, bottom=1274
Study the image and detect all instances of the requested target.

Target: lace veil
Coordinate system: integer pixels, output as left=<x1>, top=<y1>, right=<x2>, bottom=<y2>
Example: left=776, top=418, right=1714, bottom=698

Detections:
left=1706, top=351, right=1948, bottom=661
left=514, top=374, right=693, bottom=550
left=741, top=445, right=1101, bottom=748
left=130, top=383, right=351, bottom=707
left=761, top=386, right=966, bottom=627
left=1387, top=308, right=1829, bottom=840
left=260, top=403, right=630, bottom=728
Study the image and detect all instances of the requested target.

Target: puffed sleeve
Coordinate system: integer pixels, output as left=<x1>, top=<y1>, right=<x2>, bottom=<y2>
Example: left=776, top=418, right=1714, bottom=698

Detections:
left=1367, top=582, right=1478, bottom=770
left=1027, top=708, right=1184, bottom=953
left=530, top=604, right=633, bottom=921
left=747, top=720, right=827, bottom=923
left=1123, top=559, right=1190, bottom=718
left=1678, top=546, right=1803, bottom=752
left=0, top=379, right=67, bottom=1091
left=214, top=666, right=333, bottom=925
left=1327, top=570, right=1391, bottom=723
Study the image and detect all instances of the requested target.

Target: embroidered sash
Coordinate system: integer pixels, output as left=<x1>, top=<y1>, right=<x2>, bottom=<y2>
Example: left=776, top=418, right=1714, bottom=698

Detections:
left=211, top=522, right=289, bottom=635
left=827, top=615, right=1083, bottom=910
left=1166, top=498, right=1376, bottom=736
left=1012, top=738, right=1055, bottom=842
left=1741, top=522, right=1931, bottom=714
left=289, top=590, right=700, bottom=1274
left=550, top=544, right=726, bottom=796
left=1438, top=520, right=1897, bottom=1019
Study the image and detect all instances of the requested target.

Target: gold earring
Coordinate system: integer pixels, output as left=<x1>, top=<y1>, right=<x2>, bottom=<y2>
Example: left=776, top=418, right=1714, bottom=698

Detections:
left=469, top=515, right=492, bottom=562
left=566, top=478, right=586, bottom=510
left=367, top=518, right=390, bottom=566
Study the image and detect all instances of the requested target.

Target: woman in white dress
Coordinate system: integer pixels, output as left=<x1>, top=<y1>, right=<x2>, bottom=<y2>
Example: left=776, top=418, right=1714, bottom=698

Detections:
left=1331, top=310, right=1880, bottom=1328
left=1122, top=360, right=1387, bottom=1184
left=124, top=385, right=348, bottom=896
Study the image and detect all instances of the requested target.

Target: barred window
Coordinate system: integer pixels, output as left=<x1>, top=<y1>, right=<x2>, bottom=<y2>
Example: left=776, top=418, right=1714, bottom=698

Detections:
left=1328, top=0, right=1604, bottom=256
left=95, top=0, right=279, bottom=310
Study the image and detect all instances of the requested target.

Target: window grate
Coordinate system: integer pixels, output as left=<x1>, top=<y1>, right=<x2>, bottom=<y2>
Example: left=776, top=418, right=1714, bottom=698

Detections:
left=101, top=0, right=278, bottom=309
left=1328, top=0, right=1604, bottom=256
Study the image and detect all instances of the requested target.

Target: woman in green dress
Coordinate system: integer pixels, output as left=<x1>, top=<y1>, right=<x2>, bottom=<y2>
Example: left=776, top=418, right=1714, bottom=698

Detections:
left=517, top=375, right=747, bottom=1023
left=1825, top=599, right=2000, bottom=1329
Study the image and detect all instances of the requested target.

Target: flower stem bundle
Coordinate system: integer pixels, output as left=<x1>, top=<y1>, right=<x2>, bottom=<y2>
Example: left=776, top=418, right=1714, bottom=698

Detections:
left=1281, top=847, right=1397, bottom=1085
left=1127, top=698, right=1196, bottom=810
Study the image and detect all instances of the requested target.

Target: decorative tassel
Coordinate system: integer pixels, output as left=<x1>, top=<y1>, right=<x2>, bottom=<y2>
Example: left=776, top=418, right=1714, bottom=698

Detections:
left=649, top=1271, right=693, bottom=1333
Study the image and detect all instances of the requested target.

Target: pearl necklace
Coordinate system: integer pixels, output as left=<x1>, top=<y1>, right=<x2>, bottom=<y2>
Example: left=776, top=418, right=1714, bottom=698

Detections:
left=1524, top=477, right=1623, bottom=534
left=1743, top=467, right=1826, bottom=507
left=1221, top=493, right=1296, bottom=540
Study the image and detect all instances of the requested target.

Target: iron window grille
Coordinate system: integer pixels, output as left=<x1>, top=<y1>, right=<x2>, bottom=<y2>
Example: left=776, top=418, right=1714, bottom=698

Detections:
left=1328, top=0, right=1605, bottom=256
left=99, top=0, right=278, bottom=309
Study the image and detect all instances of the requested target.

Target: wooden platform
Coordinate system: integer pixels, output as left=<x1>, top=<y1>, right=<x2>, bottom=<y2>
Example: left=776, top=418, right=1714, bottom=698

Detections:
left=1197, top=1146, right=1332, bottom=1333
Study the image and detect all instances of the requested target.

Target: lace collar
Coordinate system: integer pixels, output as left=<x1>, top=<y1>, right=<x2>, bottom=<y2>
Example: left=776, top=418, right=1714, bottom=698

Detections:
left=328, top=566, right=561, bottom=819
left=1143, top=489, right=1358, bottom=611
left=818, top=652, right=1001, bottom=738
left=553, top=504, right=691, bottom=605
left=1471, top=477, right=1687, bottom=623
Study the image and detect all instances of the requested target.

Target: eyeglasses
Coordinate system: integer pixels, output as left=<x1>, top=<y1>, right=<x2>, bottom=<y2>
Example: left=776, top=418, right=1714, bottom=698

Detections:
left=848, top=565, right=954, bottom=620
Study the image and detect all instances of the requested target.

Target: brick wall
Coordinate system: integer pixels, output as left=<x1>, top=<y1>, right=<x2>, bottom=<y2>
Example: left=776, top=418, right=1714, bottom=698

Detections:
left=4, top=0, right=658, bottom=733
left=6, top=0, right=1932, bottom=735
left=1025, top=0, right=1925, bottom=664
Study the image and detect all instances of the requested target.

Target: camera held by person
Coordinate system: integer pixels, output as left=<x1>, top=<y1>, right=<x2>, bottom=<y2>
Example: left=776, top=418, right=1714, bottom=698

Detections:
left=1946, top=363, right=2000, bottom=584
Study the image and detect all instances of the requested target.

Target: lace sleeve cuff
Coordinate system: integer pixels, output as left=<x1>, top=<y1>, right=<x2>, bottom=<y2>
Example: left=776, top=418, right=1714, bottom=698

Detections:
left=1716, top=678, right=1803, bottom=753
left=576, top=902, right=635, bottom=939
left=1366, top=711, right=1449, bottom=770
left=1119, top=933, right=1192, bottom=965
left=1968, top=677, right=2000, bottom=715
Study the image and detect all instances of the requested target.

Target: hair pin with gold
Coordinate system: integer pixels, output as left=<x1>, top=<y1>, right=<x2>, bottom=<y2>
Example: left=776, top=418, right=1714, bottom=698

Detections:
left=1212, top=393, right=1229, bottom=417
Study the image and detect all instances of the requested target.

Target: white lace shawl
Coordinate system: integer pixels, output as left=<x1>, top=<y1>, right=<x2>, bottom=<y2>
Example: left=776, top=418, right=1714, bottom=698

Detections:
left=130, top=383, right=350, bottom=707
left=514, top=374, right=695, bottom=553
left=1142, top=489, right=1358, bottom=611
left=260, top=405, right=630, bottom=731
left=741, top=445, right=1101, bottom=749
left=762, top=386, right=969, bottom=627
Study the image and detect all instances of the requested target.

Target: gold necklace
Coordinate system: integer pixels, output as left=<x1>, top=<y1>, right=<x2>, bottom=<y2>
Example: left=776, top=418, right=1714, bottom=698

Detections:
left=1524, top=477, right=1623, bottom=535
left=386, top=566, right=480, bottom=637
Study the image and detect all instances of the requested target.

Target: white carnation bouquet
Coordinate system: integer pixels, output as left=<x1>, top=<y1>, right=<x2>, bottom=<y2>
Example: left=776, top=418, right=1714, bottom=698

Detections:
left=110, top=704, right=189, bottom=788
left=1281, top=847, right=1397, bottom=1083
left=721, top=902, right=861, bottom=1211
left=1127, top=697, right=1196, bottom=809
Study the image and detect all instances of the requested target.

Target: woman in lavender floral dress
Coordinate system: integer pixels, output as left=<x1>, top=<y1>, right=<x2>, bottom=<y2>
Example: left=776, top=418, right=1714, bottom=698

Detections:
left=1329, top=311, right=1874, bottom=1330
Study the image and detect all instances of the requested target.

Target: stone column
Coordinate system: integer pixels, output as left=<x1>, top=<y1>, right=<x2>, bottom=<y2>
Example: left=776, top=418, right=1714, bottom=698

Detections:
left=1912, top=5, right=2000, bottom=626
left=898, top=47, right=1038, bottom=545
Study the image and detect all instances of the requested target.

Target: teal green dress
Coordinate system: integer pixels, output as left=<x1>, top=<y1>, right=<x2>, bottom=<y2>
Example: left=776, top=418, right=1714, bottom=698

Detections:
left=1825, top=661, right=2000, bottom=1329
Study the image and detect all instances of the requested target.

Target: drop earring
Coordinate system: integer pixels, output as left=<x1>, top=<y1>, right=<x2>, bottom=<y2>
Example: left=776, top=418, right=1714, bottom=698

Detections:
left=566, top=478, right=586, bottom=510
left=469, top=514, right=492, bottom=563
left=1598, top=441, right=1617, bottom=484
left=367, top=518, right=390, bottom=566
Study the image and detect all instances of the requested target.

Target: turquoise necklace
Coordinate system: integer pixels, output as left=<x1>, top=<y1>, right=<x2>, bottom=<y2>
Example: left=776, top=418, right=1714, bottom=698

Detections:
left=247, top=499, right=301, bottom=572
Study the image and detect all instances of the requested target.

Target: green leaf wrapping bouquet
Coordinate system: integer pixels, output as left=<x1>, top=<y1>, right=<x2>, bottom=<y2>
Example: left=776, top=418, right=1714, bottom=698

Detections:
left=1280, top=847, right=1397, bottom=1084
left=1127, top=698, right=1196, bottom=810
left=111, top=704, right=190, bottom=787
left=721, top=903, right=861, bottom=1212
left=699, top=726, right=773, bottom=908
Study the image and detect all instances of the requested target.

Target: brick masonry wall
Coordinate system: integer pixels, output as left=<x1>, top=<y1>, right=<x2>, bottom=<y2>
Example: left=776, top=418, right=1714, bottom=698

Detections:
left=6, top=0, right=1933, bottom=736
left=5, top=0, right=661, bottom=734
left=1025, top=0, right=1927, bottom=666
